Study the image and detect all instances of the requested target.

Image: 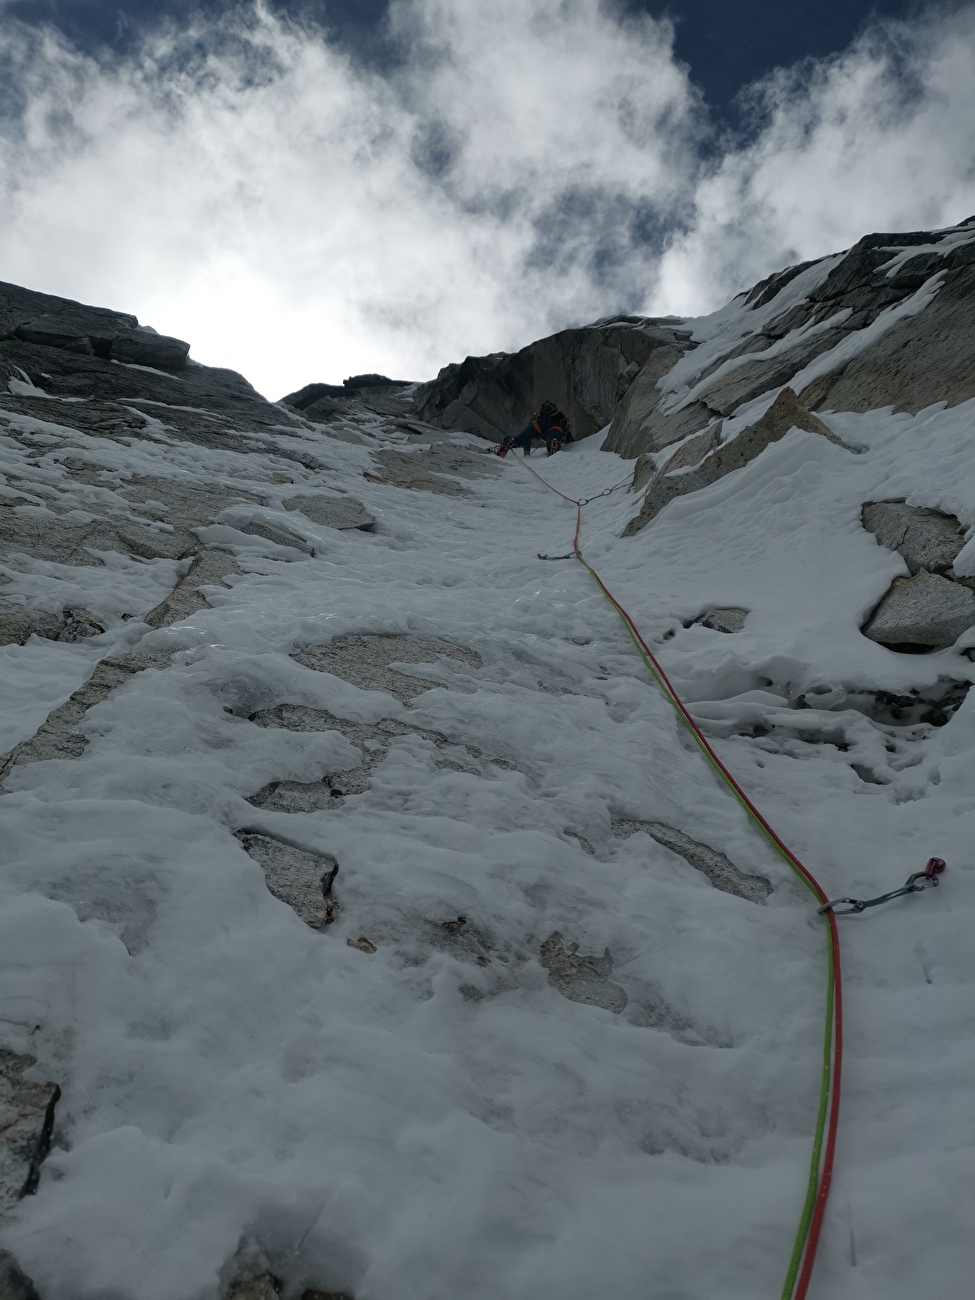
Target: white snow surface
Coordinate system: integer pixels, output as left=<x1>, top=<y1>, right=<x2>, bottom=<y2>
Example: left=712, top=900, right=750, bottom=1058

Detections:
left=1, top=391, right=975, bottom=1300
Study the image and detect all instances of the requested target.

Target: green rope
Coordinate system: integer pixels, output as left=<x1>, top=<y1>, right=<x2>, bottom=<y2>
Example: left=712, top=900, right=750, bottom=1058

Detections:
left=572, top=543, right=836, bottom=1299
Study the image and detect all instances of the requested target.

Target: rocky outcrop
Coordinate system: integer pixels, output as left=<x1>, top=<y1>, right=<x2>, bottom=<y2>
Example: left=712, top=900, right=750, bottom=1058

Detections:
left=798, top=234, right=975, bottom=413
left=602, top=217, right=975, bottom=465
left=624, top=387, right=844, bottom=534
left=143, top=551, right=242, bottom=628
left=862, top=502, right=966, bottom=575
left=282, top=495, right=375, bottom=531
left=413, top=318, right=696, bottom=443
left=0, top=282, right=296, bottom=429
left=860, top=502, right=975, bottom=650
left=372, top=444, right=500, bottom=495
left=693, top=607, right=748, bottom=634
left=1, top=280, right=189, bottom=373
left=0, top=650, right=171, bottom=777
left=862, top=571, right=975, bottom=650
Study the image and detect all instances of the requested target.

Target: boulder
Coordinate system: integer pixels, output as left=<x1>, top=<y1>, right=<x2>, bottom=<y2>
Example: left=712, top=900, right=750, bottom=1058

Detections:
left=624, top=388, right=843, bottom=534
left=862, top=570, right=975, bottom=648
left=695, top=607, right=748, bottom=634
left=862, top=502, right=966, bottom=575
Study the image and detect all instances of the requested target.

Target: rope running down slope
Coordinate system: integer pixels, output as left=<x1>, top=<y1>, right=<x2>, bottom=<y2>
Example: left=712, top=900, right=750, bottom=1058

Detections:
left=510, top=451, right=842, bottom=1300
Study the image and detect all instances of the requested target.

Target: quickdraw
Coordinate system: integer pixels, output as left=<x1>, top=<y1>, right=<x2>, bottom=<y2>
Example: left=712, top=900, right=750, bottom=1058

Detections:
left=819, top=857, right=946, bottom=915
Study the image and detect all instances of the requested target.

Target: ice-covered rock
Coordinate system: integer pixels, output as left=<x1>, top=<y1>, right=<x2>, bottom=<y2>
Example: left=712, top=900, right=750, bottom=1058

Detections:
left=862, top=569, right=975, bottom=648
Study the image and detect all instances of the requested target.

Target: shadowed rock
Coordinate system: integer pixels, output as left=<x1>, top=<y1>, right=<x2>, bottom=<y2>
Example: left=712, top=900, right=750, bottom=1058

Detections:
left=0, top=1251, right=40, bottom=1300
left=415, top=319, right=695, bottom=445
left=0, top=1049, right=60, bottom=1212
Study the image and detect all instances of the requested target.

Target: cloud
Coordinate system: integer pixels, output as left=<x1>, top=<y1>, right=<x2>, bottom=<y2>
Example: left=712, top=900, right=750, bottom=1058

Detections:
left=0, top=0, right=703, bottom=395
left=0, top=0, right=974, bottom=398
left=654, top=5, right=975, bottom=315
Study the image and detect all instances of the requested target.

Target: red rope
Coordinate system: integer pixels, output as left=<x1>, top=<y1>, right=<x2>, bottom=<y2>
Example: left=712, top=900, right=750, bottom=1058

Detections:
left=509, top=451, right=842, bottom=1299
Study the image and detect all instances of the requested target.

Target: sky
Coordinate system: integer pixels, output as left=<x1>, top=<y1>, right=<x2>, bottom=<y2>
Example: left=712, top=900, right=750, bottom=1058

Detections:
left=1, top=0, right=974, bottom=398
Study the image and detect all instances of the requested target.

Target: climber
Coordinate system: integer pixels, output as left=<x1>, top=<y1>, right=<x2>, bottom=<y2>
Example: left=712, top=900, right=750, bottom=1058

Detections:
left=497, top=400, right=571, bottom=458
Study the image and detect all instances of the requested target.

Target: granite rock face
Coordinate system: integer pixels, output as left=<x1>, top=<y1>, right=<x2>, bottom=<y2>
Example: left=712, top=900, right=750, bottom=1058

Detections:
left=599, top=218, right=975, bottom=465
left=862, top=502, right=966, bottom=575
left=282, top=495, right=375, bottom=531
left=624, top=387, right=843, bottom=534
left=413, top=318, right=696, bottom=444
left=235, top=834, right=340, bottom=929
left=862, top=570, right=975, bottom=649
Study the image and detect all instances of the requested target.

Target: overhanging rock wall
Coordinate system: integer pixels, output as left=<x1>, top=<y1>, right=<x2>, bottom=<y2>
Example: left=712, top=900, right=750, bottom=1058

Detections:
left=413, top=318, right=696, bottom=443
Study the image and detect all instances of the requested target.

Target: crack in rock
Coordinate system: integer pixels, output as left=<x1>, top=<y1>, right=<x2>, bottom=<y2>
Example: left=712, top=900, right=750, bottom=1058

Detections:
left=612, top=819, right=772, bottom=903
left=0, top=1049, right=60, bottom=1213
left=1, top=649, right=172, bottom=779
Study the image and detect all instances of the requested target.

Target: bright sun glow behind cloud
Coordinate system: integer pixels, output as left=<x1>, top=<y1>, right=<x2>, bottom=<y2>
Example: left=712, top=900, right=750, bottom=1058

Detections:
left=1, top=0, right=974, bottom=397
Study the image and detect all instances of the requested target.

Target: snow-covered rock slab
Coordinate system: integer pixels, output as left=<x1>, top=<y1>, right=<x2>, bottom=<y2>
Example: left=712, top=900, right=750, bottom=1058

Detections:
left=282, top=495, right=375, bottom=531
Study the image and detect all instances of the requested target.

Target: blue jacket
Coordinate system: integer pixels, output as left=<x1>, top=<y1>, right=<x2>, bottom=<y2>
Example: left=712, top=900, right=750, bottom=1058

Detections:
left=514, top=409, right=568, bottom=446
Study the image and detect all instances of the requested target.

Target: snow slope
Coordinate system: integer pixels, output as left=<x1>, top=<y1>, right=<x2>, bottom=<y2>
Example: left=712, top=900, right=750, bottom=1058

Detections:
left=1, top=384, right=975, bottom=1299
